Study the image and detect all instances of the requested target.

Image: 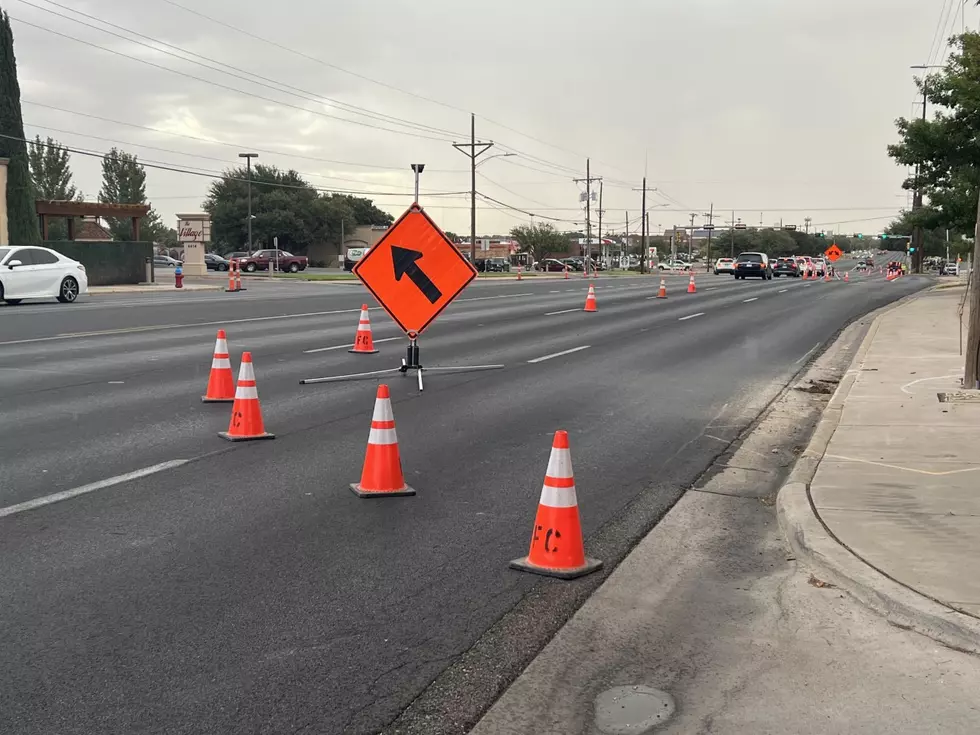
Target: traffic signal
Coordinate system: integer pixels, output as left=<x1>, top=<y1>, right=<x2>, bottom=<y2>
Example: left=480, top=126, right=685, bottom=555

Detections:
left=881, top=234, right=889, bottom=240
left=815, top=232, right=825, bottom=238
left=856, top=233, right=863, bottom=239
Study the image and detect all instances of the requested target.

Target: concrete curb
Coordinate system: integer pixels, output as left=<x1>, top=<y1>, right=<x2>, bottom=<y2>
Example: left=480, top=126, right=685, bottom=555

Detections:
left=89, top=285, right=223, bottom=294
left=776, top=292, right=980, bottom=654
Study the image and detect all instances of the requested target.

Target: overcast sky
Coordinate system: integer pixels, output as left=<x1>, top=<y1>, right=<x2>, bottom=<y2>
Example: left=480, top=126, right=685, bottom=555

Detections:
left=6, top=0, right=973, bottom=238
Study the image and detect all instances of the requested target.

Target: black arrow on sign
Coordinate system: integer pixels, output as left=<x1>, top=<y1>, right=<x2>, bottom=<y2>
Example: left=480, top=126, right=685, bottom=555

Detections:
left=391, top=245, right=442, bottom=304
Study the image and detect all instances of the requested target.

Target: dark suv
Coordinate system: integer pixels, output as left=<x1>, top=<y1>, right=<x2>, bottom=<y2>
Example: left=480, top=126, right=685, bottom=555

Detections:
left=733, top=252, right=771, bottom=280
left=772, top=257, right=799, bottom=278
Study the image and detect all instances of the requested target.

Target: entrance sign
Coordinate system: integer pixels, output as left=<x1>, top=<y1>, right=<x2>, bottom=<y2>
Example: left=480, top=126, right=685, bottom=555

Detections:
left=353, top=204, right=477, bottom=336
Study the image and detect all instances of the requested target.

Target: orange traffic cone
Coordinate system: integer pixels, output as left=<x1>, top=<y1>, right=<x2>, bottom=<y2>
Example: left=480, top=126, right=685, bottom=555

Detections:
left=516, top=266, right=522, bottom=281
left=844, top=271, right=850, bottom=282
left=225, top=260, right=238, bottom=292
left=824, top=270, right=831, bottom=282
left=687, top=272, right=696, bottom=293
left=510, top=430, right=602, bottom=579
left=349, top=305, right=379, bottom=354
left=564, top=265, right=569, bottom=280
left=218, top=352, right=274, bottom=441
left=350, top=384, right=415, bottom=498
left=202, top=329, right=235, bottom=403
left=656, top=278, right=667, bottom=299
left=584, top=284, right=597, bottom=312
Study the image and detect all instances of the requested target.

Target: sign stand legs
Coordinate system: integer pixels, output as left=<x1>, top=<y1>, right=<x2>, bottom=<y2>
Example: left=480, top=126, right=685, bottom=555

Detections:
left=300, top=337, right=504, bottom=392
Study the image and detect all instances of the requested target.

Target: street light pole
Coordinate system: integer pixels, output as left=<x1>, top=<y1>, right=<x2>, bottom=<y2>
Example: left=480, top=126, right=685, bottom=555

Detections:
left=910, top=64, right=943, bottom=273
left=239, top=153, right=258, bottom=254
left=410, top=164, right=425, bottom=205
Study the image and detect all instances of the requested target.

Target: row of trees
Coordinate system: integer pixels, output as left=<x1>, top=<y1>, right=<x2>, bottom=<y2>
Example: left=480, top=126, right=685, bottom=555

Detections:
left=204, top=165, right=392, bottom=257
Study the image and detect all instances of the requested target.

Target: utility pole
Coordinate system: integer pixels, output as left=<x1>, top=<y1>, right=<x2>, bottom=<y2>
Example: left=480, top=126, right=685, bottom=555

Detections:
left=645, top=212, right=650, bottom=270
left=966, top=190, right=980, bottom=389
left=910, top=65, right=943, bottom=273
left=238, top=152, right=258, bottom=254
left=632, top=179, right=658, bottom=273
left=731, top=210, right=736, bottom=258
left=452, top=113, right=494, bottom=264
left=573, top=160, right=601, bottom=276
left=624, top=210, right=629, bottom=270
left=597, top=180, right=604, bottom=271
left=688, top=213, right=697, bottom=260
left=703, top=203, right=714, bottom=272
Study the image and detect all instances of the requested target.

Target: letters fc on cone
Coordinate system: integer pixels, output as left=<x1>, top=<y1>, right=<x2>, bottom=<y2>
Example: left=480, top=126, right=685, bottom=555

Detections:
left=510, top=430, right=602, bottom=579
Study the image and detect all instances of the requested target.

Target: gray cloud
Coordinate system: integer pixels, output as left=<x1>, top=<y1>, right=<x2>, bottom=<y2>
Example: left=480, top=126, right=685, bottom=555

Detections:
left=6, top=0, right=959, bottom=236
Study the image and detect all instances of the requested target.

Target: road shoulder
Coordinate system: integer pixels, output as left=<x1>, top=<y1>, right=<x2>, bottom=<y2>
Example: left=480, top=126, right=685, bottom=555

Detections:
left=469, top=305, right=980, bottom=735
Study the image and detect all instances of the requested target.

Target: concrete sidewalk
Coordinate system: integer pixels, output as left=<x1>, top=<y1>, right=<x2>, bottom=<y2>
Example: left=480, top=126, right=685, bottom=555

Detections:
left=780, top=286, right=980, bottom=650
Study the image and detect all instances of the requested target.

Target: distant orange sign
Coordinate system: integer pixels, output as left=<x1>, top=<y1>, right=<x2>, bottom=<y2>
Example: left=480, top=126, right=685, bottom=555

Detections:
left=824, top=245, right=843, bottom=262
left=353, top=204, right=477, bottom=336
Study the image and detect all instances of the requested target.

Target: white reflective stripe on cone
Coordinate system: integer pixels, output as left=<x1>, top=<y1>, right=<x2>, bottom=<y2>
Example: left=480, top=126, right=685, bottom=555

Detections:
left=544, top=447, right=573, bottom=479
left=372, top=398, right=394, bottom=423
left=239, top=361, right=256, bottom=381
left=215, top=339, right=228, bottom=352
left=368, top=427, right=398, bottom=445
left=235, top=385, right=259, bottom=399
left=212, top=358, right=232, bottom=369
left=356, top=324, right=372, bottom=332
left=539, top=484, right=579, bottom=508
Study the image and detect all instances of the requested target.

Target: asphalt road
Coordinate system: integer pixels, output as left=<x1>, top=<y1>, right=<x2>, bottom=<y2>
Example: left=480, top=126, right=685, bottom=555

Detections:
left=0, top=255, right=927, bottom=734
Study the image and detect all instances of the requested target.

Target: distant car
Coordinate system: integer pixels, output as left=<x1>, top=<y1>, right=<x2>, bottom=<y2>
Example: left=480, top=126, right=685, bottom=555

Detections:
left=772, top=257, right=799, bottom=277
left=485, top=258, right=511, bottom=273
left=344, top=246, right=369, bottom=271
left=0, top=245, right=88, bottom=304
left=812, top=258, right=827, bottom=277
left=658, top=260, right=691, bottom=272
left=734, top=252, right=771, bottom=280
left=535, top=258, right=568, bottom=272
left=204, top=253, right=230, bottom=271
left=561, top=258, right=584, bottom=271
left=154, top=254, right=182, bottom=268
left=714, top=257, right=735, bottom=275
left=239, top=249, right=309, bottom=273
left=943, top=262, right=959, bottom=276
left=227, top=251, right=249, bottom=261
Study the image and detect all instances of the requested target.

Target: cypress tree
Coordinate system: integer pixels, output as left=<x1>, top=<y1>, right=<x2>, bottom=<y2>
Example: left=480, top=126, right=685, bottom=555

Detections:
left=0, top=8, right=40, bottom=244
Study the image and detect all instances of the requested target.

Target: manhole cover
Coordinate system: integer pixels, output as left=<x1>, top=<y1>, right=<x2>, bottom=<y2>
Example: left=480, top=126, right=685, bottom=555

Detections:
left=594, top=685, right=675, bottom=733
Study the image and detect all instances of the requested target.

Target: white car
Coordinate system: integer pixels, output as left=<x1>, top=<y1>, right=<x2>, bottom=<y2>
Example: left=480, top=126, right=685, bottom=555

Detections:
left=811, top=258, right=827, bottom=277
left=0, top=245, right=88, bottom=305
left=658, top=260, right=691, bottom=272
left=714, top=257, right=735, bottom=275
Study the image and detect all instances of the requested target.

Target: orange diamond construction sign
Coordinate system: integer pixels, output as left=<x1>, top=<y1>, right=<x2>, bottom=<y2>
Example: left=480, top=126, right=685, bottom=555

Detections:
left=353, top=204, right=478, bottom=337
left=824, top=244, right=843, bottom=262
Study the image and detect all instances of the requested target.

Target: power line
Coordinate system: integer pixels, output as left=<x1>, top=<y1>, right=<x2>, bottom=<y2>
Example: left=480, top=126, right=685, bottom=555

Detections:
left=9, top=14, right=456, bottom=143
left=24, top=122, right=459, bottom=192
left=22, top=100, right=464, bottom=173
left=926, top=0, right=955, bottom=66
left=19, top=0, right=466, bottom=140
left=155, top=0, right=470, bottom=115
left=152, top=0, right=620, bottom=183
left=4, top=132, right=471, bottom=198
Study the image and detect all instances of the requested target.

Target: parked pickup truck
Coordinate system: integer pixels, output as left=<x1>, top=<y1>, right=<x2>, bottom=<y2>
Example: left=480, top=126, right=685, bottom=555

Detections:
left=238, top=249, right=309, bottom=273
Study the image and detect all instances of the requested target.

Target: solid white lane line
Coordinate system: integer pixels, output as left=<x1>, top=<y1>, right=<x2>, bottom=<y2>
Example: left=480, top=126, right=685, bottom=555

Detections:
left=304, top=336, right=400, bottom=354
left=549, top=290, right=561, bottom=293
left=742, top=297, right=759, bottom=303
left=778, top=289, right=789, bottom=293
left=544, top=308, right=582, bottom=316
left=795, top=343, right=821, bottom=364
left=527, top=345, right=591, bottom=364
left=0, top=460, right=189, bottom=519
left=678, top=312, right=705, bottom=321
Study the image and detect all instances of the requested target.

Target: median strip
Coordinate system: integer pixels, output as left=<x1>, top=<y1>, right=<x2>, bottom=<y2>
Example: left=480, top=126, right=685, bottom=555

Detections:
left=527, top=345, right=591, bottom=364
